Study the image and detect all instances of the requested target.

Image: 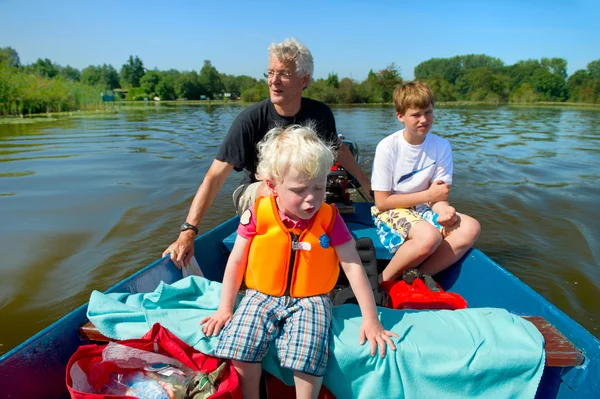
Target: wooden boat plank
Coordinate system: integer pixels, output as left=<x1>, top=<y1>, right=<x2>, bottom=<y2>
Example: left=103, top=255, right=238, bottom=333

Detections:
left=523, top=316, right=584, bottom=367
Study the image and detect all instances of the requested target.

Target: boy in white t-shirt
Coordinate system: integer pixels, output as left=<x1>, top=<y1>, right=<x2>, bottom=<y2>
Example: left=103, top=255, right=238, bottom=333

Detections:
left=371, top=81, right=481, bottom=282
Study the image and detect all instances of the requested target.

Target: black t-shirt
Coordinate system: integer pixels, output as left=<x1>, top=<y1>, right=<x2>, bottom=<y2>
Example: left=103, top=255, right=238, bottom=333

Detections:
left=216, top=97, right=339, bottom=185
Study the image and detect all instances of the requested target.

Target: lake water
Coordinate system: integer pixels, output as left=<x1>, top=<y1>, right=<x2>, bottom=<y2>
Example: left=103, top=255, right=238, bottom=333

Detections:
left=1, top=104, right=599, bottom=355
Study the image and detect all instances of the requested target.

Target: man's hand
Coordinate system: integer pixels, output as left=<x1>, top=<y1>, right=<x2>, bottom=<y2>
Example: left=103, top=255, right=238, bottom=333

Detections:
left=162, top=230, right=196, bottom=268
left=428, top=180, right=450, bottom=203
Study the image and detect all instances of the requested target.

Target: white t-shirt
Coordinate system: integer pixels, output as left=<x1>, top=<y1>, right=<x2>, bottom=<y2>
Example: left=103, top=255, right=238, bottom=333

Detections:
left=371, top=129, right=453, bottom=199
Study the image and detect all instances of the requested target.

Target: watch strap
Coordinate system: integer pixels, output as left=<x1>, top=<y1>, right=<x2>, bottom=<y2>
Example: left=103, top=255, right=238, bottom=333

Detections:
left=181, top=222, right=198, bottom=235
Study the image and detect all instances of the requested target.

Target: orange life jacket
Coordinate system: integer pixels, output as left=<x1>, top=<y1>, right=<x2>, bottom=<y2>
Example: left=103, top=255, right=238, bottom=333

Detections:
left=244, top=196, right=340, bottom=297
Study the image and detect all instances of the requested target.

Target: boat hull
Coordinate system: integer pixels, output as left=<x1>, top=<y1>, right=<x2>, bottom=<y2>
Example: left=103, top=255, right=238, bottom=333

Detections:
left=1, top=206, right=598, bottom=398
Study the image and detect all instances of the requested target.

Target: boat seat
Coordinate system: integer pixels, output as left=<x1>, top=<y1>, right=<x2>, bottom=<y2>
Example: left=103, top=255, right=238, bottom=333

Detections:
left=78, top=316, right=583, bottom=367
left=222, top=230, right=237, bottom=252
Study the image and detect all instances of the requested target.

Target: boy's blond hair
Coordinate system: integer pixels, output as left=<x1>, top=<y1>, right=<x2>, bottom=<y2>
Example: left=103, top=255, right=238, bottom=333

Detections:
left=393, top=81, right=435, bottom=115
left=256, top=124, right=335, bottom=183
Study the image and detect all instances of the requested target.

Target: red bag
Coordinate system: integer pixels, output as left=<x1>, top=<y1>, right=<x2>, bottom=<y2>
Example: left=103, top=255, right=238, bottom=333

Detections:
left=264, top=372, right=336, bottom=399
left=381, top=275, right=468, bottom=310
left=66, top=323, right=241, bottom=399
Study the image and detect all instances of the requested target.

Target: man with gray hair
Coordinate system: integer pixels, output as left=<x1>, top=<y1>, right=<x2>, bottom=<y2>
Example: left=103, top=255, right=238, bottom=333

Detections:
left=163, top=37, right=371, bottom=268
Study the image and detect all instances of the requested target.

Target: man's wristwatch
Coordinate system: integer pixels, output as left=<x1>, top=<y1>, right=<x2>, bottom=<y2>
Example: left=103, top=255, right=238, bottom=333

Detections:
left=180, top=222, right=198, bottom=235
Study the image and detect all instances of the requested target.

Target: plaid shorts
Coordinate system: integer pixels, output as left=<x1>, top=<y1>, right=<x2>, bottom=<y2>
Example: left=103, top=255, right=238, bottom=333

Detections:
left=214, top=289, right=332, bottom=376
left=371, top=204, right=442, bottom=253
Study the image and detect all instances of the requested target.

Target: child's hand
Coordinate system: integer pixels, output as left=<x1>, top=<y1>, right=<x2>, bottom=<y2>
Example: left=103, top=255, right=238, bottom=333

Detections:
left=200, top=309, right=233, bottom=337
left=436, top=205, right=458, bottom=227
left=428, top=180, right=450, bottom=202
left=359, top=318, right=399, bottom=357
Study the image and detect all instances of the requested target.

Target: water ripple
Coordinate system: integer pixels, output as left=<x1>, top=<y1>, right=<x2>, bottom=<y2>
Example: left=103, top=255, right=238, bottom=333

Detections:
left=0, top=104, right=599, bottom=355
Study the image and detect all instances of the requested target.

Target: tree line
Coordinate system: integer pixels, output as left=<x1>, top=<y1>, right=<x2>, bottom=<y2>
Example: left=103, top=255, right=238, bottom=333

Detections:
left=1, top=46, right=599, bottom=116
left=413, top=54, right=600, bottom=104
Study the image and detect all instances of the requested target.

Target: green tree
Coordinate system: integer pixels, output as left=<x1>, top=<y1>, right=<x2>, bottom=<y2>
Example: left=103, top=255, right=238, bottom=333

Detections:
left=510, top=83, right=539, bottom=103
left=156, top=75, right=176, bottom=100
left=338, top=77, right=364, bottom=103
left=80, top=65, right=100, bottom=86
left=326, top=73, right=340, bottom=89
left=240, top=83, right=268, bottom=102
left=60, top=65, right=81, bottom=81
left=358, top=70, right=384, bottom=103
left=221, top=74, right=261, bottom=97
left=81, top=64, right=119, bottom=90
left=140, top=70, right=162, bottom=96
left=0, top=47, right=20, bottom=68
left=456, top=67, right=510, bottom=102
left=199, top=60, right=223, bottom=98
left=175, top=71, right=203, bottom=100
left=304, top=78, right=339, bottom=104
left=120, top=55, right=145, bottom=88
left=26, top=58, right=60, bottom=78
left=220, top=73, right=239, bottom=94
left=587, top=60, right=600, bottom=80
left=567, top=69, right=598, bottom=103
left=460, top=54, right=504, bottom=71
left=415, top=55, right=504, bottom=86
left=379, top=63, right=403, bottom=102
left=415, top=57, right=462, bottom=84
left=531, top=68, right=567, bottom=101
left=541, top=57, right=567, bottom=79
left=0, top=63, right=19, bottom=114
left=426, top=76, right=457, bottom=102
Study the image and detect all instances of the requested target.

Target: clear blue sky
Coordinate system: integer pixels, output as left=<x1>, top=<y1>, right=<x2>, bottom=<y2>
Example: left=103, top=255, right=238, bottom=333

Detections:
left=1, top=0, right=598, bottom=81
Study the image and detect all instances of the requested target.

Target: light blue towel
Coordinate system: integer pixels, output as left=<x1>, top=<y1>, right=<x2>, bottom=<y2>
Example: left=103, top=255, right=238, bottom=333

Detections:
left=87, top=276, right=545, bottom=399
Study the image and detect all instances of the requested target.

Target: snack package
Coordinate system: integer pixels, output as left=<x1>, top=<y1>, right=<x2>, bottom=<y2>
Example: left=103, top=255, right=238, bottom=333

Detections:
left=92, top=343, right=226, bottom=399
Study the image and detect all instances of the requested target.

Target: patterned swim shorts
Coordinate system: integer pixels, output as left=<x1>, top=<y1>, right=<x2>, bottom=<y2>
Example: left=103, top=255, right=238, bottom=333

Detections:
left=214, top=289, right=332, bottom=376
left=371, top=204, right=442, bottom=254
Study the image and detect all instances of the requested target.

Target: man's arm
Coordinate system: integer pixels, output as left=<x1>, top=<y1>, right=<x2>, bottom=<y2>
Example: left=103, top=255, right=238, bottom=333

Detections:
left=162, top=159, right=234, bottom=267
left=336, top=143, right=372, bottom=197
left=185, top=159, right=235, bottom=226
left=373, top=180, right=450, bottom=212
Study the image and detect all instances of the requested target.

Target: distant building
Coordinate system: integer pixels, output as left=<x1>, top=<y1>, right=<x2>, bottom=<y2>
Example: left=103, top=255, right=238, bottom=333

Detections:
left=113, top=89, right=128, bottom=100
left=101, top=91, right=115, bottom=102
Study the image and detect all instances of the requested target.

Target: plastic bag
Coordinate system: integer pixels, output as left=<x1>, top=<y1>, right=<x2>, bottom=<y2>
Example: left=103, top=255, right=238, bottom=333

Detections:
left=83, top=343, right=226, bottom=398
left=67, top=323, right=241, bottom=399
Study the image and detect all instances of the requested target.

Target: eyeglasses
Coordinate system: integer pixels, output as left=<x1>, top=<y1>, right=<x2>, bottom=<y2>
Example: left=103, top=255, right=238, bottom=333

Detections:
left=263, top=69, right=293, bottom=82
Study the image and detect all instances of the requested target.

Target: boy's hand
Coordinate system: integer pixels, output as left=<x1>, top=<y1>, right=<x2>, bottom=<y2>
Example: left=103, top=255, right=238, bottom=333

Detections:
left=428, top=180, right=450, bottom=203
left=200, top=309, right=233, bottom=337
left=436, top=205, right=458, bottom=227
left=359, top=318, right=398, bottom=357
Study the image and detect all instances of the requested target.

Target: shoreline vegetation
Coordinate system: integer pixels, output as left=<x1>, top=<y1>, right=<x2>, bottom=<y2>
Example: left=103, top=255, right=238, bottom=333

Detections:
left=2, top=100, right=600, bottom=125
left=1, top=47, right=600, bottom=118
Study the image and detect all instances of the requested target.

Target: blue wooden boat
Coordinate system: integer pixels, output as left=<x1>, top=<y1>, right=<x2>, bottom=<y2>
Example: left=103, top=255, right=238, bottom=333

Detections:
left=1, top=202, right=598, bottom=398
left=1, top=136, right=599, bottom=397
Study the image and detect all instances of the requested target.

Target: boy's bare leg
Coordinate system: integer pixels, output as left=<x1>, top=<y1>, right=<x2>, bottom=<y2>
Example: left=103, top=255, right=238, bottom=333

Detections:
left=419, top=213, right=481, bottom=276
left=380, top=222, right=443, bottom=282
left=233, top=360, right=262, bottom=399
left=294, top=371, right=323, bottom=399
